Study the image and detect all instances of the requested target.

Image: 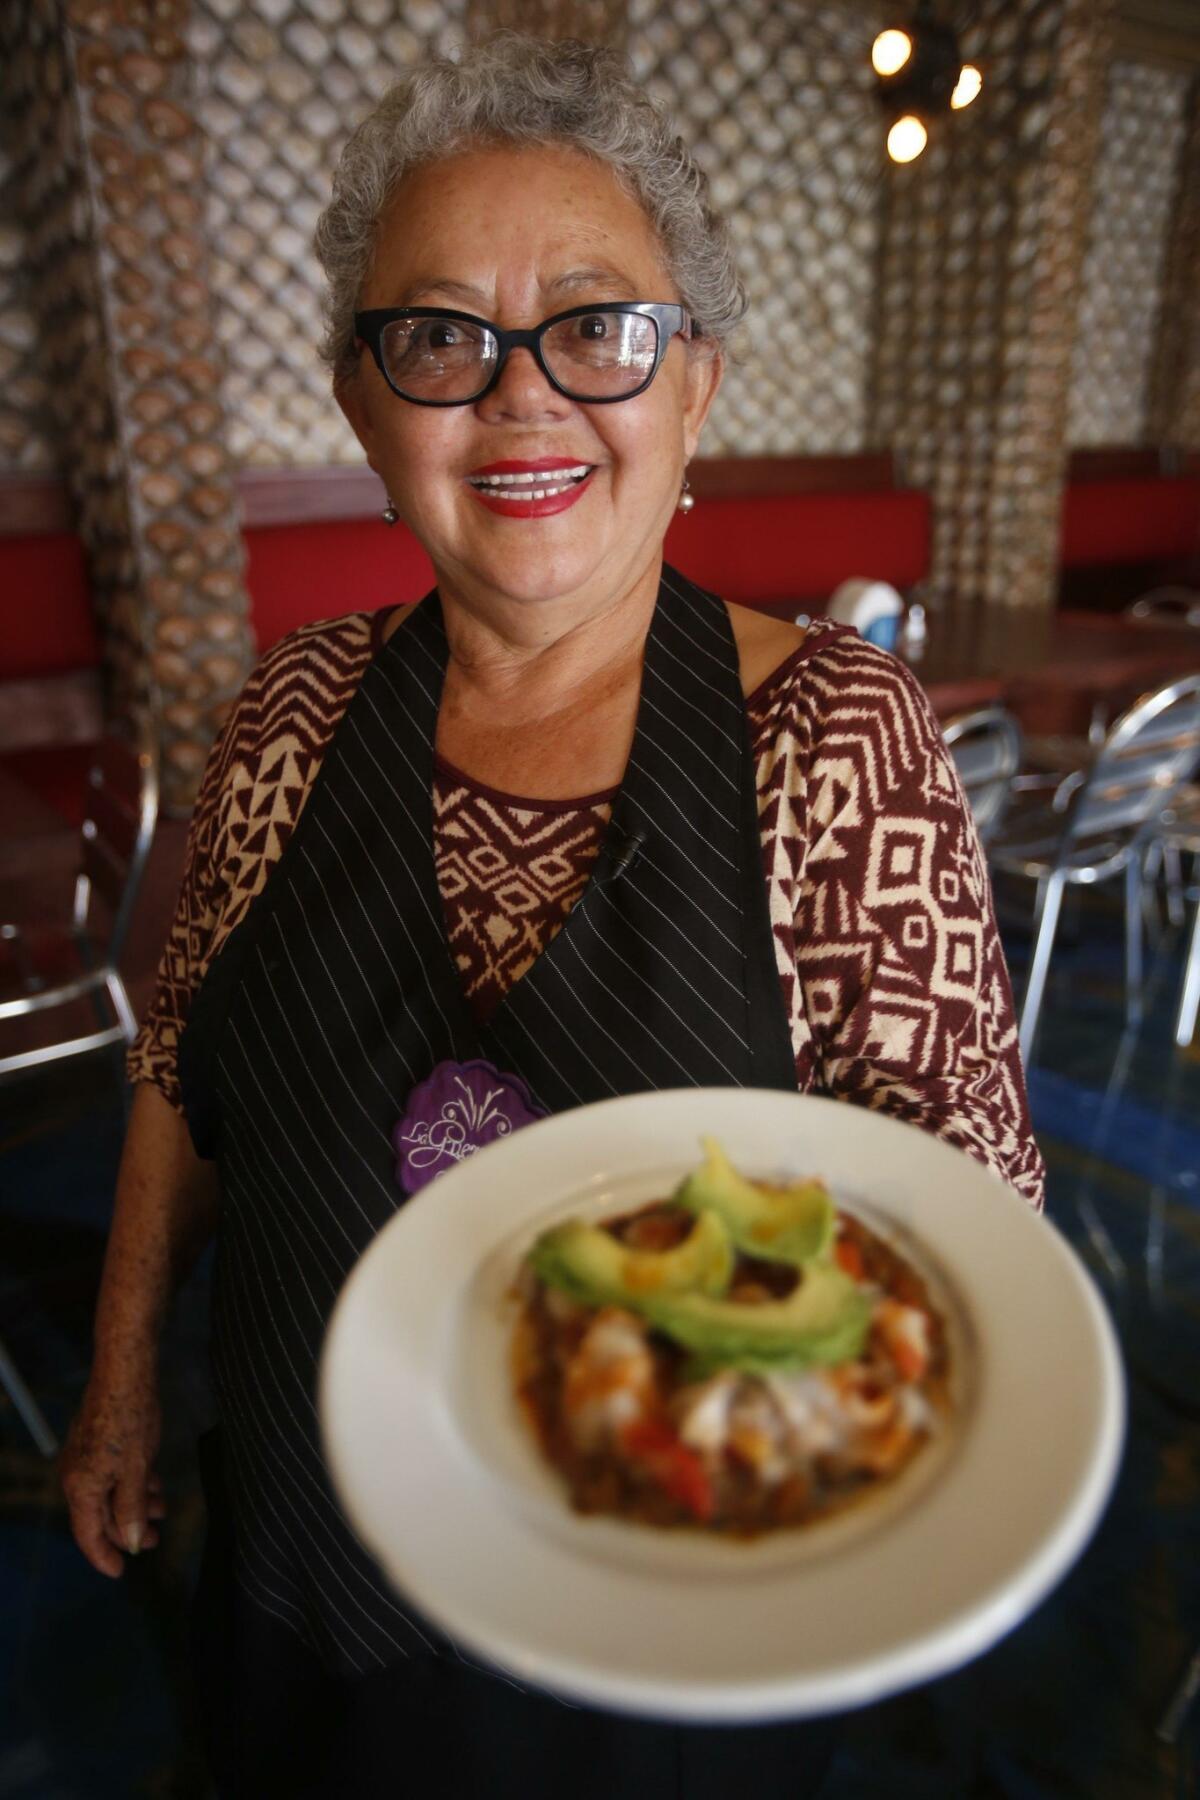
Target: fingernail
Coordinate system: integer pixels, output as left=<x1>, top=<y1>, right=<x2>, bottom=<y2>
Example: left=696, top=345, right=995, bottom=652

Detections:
left=125, top=1523, right=143, bottom=1555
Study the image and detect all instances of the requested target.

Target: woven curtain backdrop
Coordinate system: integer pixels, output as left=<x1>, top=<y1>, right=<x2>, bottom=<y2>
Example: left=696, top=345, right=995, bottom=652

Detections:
left=186, top=0, right=463, bottom=469
left=186, top=0, right=886, bottom=467
left=869, top=0, right=1113, bottom=614
left=1067, top=59, right=1191, bottom=448
left=1147, top=75, right=1200, bottom=450
left=0, top=142, right=58, bottom=475
left=629, top=0, right=885, bottom=455
left=2, top=2, right=1196, bottom=479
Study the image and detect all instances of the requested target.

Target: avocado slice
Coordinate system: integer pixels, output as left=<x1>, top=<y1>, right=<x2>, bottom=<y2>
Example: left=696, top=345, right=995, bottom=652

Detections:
left=530, top=1205, right=735, bottom=1309
left=644, top=1262, right=872, bottom=1373
left=674, top=1137, right=835, bottom=1268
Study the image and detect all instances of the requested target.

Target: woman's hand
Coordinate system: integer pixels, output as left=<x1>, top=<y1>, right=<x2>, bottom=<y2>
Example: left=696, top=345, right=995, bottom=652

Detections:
left=60, top=1363, right=167, bottom=1578
left=61, top=1082, right=220, bottom=1577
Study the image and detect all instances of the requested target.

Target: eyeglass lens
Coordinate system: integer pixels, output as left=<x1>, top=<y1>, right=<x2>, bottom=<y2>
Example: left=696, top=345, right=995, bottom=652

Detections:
left=378, top=309, right=660, bottom=401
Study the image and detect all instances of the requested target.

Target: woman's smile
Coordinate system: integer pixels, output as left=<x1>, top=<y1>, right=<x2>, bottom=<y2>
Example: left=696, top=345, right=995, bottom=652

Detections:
left=465, top=457, right=598, bottom=517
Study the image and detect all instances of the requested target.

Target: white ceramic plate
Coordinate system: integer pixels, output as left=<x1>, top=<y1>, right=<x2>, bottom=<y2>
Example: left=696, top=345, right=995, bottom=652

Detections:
left=319, top=1088, right=1124, bottom=1722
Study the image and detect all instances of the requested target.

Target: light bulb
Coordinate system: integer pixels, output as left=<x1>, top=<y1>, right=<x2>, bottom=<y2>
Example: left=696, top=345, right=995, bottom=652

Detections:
left=887, top=115, right=928, bottom=163
left=951, top=64, right=983, bottom=109
left=871, top=29, right=913, bottom=77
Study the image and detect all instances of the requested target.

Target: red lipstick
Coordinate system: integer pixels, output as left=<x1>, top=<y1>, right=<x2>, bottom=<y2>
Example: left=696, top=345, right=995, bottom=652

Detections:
left=465, top=457, right=596, bottom=519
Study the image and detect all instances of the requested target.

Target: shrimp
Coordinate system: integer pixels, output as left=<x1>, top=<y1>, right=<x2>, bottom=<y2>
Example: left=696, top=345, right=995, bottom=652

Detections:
left=561, top=1307, right=657, bottom=1452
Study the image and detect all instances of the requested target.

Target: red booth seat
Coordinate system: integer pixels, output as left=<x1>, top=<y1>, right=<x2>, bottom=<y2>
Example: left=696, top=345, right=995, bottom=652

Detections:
left=0, top=477, right=936, bottom=792
left=243, top=488, right=933, bottom=648
left=1059, top=476, right=1200, bottom=569
left=2, top=490, right=931, bottom=815
left=0, top=533, right=98, bottom=678
left=1, top=489, right=934, bottom=675
left=245, top=517, right=435, bottom=651
left=663, top=489, right=931, bottom=607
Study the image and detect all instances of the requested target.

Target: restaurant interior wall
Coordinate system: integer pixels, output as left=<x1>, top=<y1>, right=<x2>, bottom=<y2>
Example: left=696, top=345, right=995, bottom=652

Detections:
left=1067, top=59, right=1191, bottom=449
left=1, top=0, right=1198, bottom=808
left=870, top=0, right=1116, bottom=618
left=0, top=0, right=257, bottom=810
left=1146, top=65, right=1200, bottom=451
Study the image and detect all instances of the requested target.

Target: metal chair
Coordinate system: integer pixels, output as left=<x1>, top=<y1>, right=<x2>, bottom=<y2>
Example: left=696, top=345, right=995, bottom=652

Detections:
left=0, top=725, right=158, bottom=1078
left=1153, top=787, right=1200, bottom=1049
left=987, top=674, right=1200, bottom=1065
left=0, top=726, right=156, bottom=1454
left=941, top=705, right=1023, bottom=846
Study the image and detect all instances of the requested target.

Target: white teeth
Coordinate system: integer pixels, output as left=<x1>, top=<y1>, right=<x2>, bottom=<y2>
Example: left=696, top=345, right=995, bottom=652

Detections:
left=469, top=464, right=592, bottom=490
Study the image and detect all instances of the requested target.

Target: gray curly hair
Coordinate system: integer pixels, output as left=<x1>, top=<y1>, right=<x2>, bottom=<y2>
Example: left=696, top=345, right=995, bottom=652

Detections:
left=314, top=33, right=745, bottom=387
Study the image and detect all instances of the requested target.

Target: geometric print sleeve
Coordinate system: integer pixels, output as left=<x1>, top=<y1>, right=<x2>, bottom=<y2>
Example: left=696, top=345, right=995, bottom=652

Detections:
left=754, top=627, right=1046, bottom=1210
left=125, top=611, right=377, bottom=1110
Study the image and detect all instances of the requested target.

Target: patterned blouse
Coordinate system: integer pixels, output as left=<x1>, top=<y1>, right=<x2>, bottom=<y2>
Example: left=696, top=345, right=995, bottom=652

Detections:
left=129, top=606, right=1046, bottom=1209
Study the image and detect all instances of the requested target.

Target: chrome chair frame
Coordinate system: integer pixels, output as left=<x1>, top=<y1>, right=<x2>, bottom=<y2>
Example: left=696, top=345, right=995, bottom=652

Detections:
left=1125, top=587, right=1200, bottom=630
left=941, top=705, right=1023, bottom=846
left=1153, top=790, right=1200, bottom=1049
left=0, top=724, right=159, bottom=1079
left=0, top=726, right=157, bottom=1453
left=988, top=673, right=1200, bottom=1065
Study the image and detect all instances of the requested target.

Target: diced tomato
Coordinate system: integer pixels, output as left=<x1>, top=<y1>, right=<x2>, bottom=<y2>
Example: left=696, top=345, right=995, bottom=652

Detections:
left=835, top=1238, right=865, bottom=1280
left=619, top=1418, right=715, bottom=1521
left=890, top=1336, right=926, bottom=1382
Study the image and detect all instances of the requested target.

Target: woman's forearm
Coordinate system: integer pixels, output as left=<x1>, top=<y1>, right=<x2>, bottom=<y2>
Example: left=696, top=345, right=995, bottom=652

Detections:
left=91, top=1081, right=220, bottom=1380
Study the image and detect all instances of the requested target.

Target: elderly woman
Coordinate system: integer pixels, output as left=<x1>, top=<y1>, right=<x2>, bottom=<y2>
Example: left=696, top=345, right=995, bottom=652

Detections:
left=62, top=32, right=1044, bottom=1800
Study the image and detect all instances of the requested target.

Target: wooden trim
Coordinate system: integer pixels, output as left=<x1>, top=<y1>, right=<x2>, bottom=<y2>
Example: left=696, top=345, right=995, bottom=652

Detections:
left=240, top=455, right=902, bottom=521
left=1067, top=447, right=1164, bottom=481
left=0, top=454, right=905, bottom=534
left=238, top=463, right=386, bottom=527
left=237, top=452, right=902, bottom=519
left=1113, top=1, right=1200, bottom=70
left=0, top=474, right=73, bottom=535
left=687, top=453, right=896, bottom=498
left=6, top=447, right=1196, bottom=539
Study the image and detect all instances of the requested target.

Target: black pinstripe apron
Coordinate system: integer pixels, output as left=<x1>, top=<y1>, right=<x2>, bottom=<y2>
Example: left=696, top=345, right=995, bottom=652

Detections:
left=179, top=566, right=813, bottom=1793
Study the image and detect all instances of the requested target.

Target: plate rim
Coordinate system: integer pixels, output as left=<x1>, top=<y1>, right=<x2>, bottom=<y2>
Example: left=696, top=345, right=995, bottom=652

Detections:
left=319, top=1087, right=1126, bottom=1720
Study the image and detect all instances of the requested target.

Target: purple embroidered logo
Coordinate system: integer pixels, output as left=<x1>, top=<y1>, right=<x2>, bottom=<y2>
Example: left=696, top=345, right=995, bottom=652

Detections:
left=392, top=1059, right=546, bottom=1195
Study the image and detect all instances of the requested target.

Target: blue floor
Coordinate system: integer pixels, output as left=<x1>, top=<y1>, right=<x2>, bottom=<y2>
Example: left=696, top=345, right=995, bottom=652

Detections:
left=1, top=890, right=1198, bottom=1798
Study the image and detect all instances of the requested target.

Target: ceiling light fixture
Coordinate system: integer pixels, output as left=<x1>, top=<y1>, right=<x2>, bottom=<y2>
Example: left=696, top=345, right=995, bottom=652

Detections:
left=950, top=63, right=983, bottom=110
left=871, top=28, right=914, bottom=77
left=887, top=115, right=929, bottom=163
left=872, top=5, right=984, bottom=163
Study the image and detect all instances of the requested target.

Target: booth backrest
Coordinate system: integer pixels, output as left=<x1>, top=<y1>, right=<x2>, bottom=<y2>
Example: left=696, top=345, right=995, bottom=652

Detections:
left=12, top=475, right=1200, bottom=678
left=1059, top=476, right=1200, bottom=569
left=662, top=489, right=931, bottom=608
left=243, top=490, right=933, bottom=648
left=1, top=533, right=98, bottom=678
left=244, top=517, right=435, bottom=649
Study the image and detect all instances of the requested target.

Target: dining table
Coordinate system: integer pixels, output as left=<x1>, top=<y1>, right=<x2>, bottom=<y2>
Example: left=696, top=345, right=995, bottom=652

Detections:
left=908, top=605, right=1200, bottom=727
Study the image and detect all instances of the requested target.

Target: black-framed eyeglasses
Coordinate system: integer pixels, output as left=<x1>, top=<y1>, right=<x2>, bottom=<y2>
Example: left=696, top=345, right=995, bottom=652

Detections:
left=353, top=301, right=694, bottom=406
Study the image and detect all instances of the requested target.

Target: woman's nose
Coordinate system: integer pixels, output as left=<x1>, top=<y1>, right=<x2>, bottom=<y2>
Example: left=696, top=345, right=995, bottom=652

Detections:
left=476, top=345, right=573, bottom=423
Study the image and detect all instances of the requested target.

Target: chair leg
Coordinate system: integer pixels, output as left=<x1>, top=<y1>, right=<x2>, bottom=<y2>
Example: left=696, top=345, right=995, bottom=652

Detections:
left=106, top=969, right=138, bottom=1044
left=1175, top=894, right=1200, bottom=1050
left=1162, top=841, right=1186, bottom=930
left=1020, top=870, right=1066, bottom=1067
left=1141, top=843, right=1165, bottom=948
left=0, top=1336, right=58, bottom=1457
left=1124, top=856, right=1144, bottom=1027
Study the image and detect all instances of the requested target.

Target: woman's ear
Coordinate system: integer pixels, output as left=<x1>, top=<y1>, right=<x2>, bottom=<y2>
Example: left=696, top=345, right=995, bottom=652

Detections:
left=682, top=340, right=723, bottom=462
